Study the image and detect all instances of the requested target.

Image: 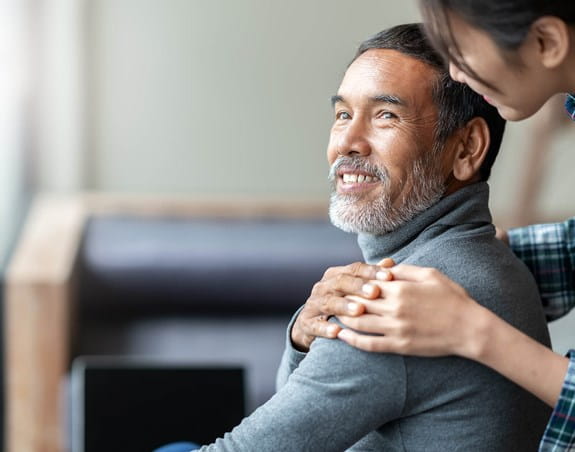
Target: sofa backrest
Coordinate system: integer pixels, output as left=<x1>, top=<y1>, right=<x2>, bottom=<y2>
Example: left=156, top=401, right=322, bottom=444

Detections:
left=77, top=215, right=364, bottom=318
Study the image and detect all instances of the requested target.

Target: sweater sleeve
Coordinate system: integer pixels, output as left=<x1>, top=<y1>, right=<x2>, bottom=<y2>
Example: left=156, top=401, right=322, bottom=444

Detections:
left=198, top=335, right=407, bottom=452
left=275, top=307, right=307, bottom=391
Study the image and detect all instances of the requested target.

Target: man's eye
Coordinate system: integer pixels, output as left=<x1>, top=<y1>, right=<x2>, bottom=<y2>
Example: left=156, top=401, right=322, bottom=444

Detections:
left=336, top=111, right=351, bottom=120
left=379, top=111, right=397, bottom=120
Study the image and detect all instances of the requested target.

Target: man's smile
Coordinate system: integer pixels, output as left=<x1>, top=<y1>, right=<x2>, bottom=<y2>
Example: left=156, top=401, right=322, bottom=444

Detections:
left=337, top=168, right=381, bottom=194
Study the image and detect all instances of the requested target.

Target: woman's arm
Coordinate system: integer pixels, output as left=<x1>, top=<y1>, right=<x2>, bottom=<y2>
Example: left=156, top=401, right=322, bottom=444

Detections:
left=471, top=302, right=569, bottom=407
left=336, top=264, right=570, bottom=407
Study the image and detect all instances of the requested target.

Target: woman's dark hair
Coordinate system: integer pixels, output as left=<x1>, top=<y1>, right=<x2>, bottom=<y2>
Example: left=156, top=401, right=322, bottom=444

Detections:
left=419, top=0, right=575, bottom=82
left=354, top=23, right=506, bottom=181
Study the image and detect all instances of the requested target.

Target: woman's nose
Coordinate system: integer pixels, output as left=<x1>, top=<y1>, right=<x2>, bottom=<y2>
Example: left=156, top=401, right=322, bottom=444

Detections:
left=448, top=61, right=466, bottom=84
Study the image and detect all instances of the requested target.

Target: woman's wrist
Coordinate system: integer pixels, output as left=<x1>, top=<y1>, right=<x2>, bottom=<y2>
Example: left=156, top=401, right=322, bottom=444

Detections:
left=456, top=300, right=495, bottom=361
left=459, top=301, right=569, bottom=407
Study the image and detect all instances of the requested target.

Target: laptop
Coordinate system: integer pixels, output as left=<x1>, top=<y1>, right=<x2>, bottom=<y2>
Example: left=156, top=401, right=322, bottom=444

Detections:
left=70, top=357, right=245, bottom=452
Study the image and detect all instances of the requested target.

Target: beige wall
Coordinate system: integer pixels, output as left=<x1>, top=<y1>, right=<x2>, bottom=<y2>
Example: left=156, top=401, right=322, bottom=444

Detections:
left=85, top=0, right=419, bottom=198
left=84, top=0, right=574, bottom=223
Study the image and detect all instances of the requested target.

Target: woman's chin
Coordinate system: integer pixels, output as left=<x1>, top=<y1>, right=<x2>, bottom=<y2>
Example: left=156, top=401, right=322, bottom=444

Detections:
left=496, top=103, right=544, bottom=122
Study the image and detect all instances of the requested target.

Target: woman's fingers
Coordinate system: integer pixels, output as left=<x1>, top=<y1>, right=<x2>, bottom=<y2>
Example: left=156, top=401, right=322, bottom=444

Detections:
left=337, top=329, right=399, bottom=353
left=290, top=260, right=397, bottom=351
left=338, top=313, right=396, bottom=334
left=318, top=294, right=366, bottom=317
left=306, top=315, right=341, bottom=338
left=316, top=265, right=394, bottom=301
left=377, top=257, right=396, bottom=268
left=345, top=295, right=395, bottom=316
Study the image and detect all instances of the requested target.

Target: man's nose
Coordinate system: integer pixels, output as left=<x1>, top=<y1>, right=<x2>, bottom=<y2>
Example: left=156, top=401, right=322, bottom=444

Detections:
left=336, top=121, right=371, bottom=157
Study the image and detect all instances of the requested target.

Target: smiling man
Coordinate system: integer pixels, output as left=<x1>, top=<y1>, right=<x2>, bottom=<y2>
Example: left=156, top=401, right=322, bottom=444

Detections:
left=192, top=23, right=551, bottom=451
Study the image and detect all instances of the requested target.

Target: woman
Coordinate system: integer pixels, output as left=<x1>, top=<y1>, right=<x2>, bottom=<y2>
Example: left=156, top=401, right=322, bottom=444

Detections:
left=294, top=1, right=575, bottom=450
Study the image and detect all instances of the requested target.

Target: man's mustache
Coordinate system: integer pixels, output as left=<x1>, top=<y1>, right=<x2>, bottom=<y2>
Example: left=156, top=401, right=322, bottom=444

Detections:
left=328, top=156, right=389, bottom=183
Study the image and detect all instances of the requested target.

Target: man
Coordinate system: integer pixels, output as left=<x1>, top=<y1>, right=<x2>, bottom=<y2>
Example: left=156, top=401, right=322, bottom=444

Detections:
left=193, top=23, right=550, bottom=451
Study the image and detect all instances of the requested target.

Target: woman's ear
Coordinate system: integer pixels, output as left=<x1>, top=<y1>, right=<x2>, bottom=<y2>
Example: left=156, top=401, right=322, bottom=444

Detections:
left=451, top=116, right=490, bottom=182
left=530, top=16, right=570, bottom=70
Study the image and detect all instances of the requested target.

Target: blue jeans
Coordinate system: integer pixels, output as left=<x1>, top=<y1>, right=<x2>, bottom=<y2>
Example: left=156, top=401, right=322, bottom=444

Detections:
left=153, top=442, right=199, bottom=452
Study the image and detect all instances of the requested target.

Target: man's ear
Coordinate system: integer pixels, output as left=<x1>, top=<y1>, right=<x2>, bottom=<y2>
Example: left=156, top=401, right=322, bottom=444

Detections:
left=530, top=16, right=570, bottom=69
left=451, top=116, right=490, bottom=182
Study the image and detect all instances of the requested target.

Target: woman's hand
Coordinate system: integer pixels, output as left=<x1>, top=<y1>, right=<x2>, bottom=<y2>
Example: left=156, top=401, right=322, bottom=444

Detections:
left=332, top=262, right=570, bottom=408
left=495, top=226, right=509, bottom=245
left=290, top=260, right=394, bottom=352
left=293, top=261, right=570, bottom=407
left=337, top=264, right=487, bottom=359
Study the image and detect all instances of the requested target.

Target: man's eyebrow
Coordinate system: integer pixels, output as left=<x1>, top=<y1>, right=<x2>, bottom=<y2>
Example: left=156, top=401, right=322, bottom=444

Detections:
left=330, top=94, right=407, bottom=107
left=330, top=95, right=344, bottom=107
left=371, top=94, right=405, bottom=106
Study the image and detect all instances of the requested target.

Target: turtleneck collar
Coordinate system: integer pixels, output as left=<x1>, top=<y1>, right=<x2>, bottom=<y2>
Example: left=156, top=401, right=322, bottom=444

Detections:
left=357, top=182, right=493, bottom=264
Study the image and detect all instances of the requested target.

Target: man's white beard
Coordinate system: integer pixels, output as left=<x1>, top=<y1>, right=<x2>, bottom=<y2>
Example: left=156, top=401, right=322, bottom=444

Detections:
left=328, top=154, right=446, bottom=235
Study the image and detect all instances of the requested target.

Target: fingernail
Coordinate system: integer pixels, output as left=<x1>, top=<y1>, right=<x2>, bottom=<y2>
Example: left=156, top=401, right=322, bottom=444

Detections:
left=362, top=283, right=375, bottom=295
left=379, top=257, right=395, bottom=267
left=347, top=302, right=360, bottom=315
left=376, top=270, right=390, bottom=280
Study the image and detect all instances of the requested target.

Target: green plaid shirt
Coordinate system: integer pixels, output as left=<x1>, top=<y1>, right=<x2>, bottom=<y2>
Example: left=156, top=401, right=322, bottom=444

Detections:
left=566, top=93, right=575, bottom=121
left=509, top=218, right=575, bottom=451
left=509, top=219, right=575, bottom=322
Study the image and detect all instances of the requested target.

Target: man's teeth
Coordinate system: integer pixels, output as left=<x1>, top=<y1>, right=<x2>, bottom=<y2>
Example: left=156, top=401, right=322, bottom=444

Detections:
left=342, top=173, right=378, bottom=183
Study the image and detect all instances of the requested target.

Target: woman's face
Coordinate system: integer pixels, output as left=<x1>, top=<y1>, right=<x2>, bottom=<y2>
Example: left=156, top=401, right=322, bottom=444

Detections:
left=445, top=11, right=560, bottom=121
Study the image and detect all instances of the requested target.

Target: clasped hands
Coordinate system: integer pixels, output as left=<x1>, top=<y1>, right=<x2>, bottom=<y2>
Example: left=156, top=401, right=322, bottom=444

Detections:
left=291, top=258, right=478, bottom=358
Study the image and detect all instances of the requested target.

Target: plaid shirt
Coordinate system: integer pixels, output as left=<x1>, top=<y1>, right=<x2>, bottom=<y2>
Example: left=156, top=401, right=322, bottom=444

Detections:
left=509, top=219, right=575, bottom=321
left=539, top=352, right=575, bottom=451
left=566, top=93, right=575, bottom=121
left=509, top=217, right=575, bottom=451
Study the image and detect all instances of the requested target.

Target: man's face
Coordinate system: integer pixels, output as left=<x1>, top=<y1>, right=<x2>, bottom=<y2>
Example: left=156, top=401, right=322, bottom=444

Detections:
left=327, top=48, right=449, bottom=234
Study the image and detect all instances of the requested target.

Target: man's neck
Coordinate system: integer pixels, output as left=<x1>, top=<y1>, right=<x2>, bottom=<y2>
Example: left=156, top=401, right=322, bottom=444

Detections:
left=443, top=176, right=479, bottom=197
left=357, top=182, right=492, bottom=264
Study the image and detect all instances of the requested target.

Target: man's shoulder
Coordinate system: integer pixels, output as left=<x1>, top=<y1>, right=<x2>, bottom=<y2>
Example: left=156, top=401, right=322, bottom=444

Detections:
left=406, top=230, right=548, bottom=340
left=406, top=227, right=516, bottom=272
left=412, top=224, right=518, bottom=264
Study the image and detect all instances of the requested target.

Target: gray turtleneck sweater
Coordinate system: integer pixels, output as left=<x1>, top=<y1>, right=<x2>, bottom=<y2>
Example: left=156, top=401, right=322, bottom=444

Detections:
left=200, top=182, right=551, bottom=452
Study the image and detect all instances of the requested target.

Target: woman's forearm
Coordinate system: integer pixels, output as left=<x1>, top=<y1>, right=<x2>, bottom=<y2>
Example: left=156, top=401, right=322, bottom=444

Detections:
left=467, top=305, right=569, bottom=407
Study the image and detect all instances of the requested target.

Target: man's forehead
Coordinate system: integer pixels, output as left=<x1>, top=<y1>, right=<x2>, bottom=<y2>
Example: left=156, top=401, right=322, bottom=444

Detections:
left=348, top=48, right=435, bottom=76
left=337, top=48, right=437, bottom=103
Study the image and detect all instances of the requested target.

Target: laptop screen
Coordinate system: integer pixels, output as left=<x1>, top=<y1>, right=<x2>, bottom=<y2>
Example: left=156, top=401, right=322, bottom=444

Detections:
left=71, top=357, right=245, bottom=452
